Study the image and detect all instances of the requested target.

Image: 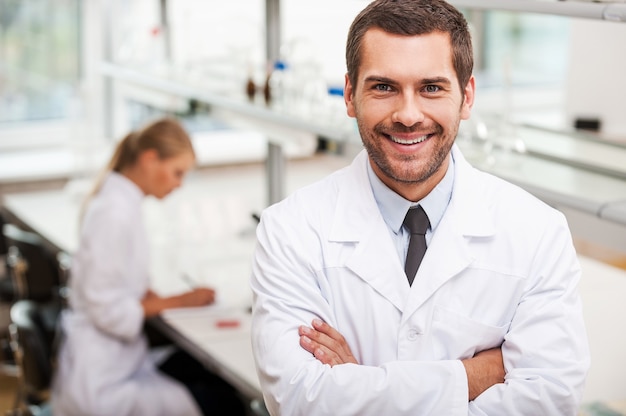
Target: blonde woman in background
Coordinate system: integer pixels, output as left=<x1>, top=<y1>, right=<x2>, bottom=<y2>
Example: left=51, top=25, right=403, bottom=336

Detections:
left=52, top=118, right=245, bottom=416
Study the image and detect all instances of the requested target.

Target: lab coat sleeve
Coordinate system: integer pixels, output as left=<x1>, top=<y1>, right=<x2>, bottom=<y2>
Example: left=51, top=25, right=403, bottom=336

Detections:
left=469, top=211, right=590, bottom=416
left=251, top=207, right=469, bottom=416
left=78, top=208, right=145, bottom=342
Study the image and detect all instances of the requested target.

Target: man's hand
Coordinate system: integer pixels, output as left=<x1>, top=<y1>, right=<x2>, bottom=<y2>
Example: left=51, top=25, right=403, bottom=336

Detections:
left=299, top=319, right=359, bottom=366
left=462, top=347, right=505, bottom=401
left=298, top=319, right=504, bottom=401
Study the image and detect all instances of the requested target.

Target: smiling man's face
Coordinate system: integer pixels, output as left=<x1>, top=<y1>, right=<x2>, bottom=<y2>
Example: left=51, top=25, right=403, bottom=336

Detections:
left=345, top=28, right=475, bottom=202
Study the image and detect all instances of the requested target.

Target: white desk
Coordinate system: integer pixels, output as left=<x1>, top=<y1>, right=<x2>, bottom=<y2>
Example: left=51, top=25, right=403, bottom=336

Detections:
left=154, top=306, right=259, bottom=400
left=3, top=156, right=626, bottom=408
left=577, top=256, right=626, bottom=405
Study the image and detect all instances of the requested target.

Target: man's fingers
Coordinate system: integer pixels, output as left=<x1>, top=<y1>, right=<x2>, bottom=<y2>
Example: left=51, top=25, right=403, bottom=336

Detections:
left=312, top=319, right=346, bottom=343
left=299, top=335, right=340, bottom=366
left=299, top=326, right=339, bottom=355
left=299, top=333, right=315, bottom=354
left=298, top=323, right=358, bottom=366
left=299, top=324, right=339, bottom=350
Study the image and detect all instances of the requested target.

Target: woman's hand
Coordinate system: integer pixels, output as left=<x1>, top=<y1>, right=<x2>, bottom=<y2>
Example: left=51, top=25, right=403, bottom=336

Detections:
left=142, top=287, right=216, bottom=317
left=177, top=287, right=216, bottom=307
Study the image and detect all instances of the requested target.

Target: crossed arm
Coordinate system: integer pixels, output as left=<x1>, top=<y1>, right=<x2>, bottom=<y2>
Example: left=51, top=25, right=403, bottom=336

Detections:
left=299, top=318, right=505, bottom=401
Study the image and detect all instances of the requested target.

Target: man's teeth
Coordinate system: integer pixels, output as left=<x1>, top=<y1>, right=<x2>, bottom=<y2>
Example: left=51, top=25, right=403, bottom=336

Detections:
left=390, top=134, right=429, bottom=145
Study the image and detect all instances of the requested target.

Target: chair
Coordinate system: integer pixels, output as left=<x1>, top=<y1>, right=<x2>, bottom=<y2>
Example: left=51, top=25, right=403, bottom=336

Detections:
left=0, top=213, right=12, bottom=300
left=1, top=214, right=15, bottom=371
left=250, top=398, right=271, bottom=416
left=0, top=213, right=7, bottom=260
left=8, top=299, right=61, bottom=416
left=0, top=218, right=68, bottom=389
left=2, top=224, right=62, bottom=303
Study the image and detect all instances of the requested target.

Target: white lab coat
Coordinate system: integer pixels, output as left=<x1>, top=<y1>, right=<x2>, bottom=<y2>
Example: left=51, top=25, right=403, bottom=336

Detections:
left=251, top=146, right=590, bottom=416
left=52, top=173, right=201, bottom=416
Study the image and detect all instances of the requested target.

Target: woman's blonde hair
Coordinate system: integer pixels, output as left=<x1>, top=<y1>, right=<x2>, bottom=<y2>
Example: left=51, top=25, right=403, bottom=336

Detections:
left=108, top=117, right=195, bottom=173
left=81, top=117, right=195, bottom=221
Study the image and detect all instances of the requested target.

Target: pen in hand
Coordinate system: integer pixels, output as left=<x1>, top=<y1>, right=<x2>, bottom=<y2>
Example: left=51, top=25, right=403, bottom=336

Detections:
left=182, top=273, right=199, bottom=289
left=180, top=274, right=216, bottom=306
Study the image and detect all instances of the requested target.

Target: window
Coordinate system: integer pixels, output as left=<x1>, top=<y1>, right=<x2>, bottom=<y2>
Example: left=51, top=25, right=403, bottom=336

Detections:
left=480, top=11, right=570, bottom=88
left=470, top=11, right=571, bottom=127
left=0, top=0, right=80, bottom=123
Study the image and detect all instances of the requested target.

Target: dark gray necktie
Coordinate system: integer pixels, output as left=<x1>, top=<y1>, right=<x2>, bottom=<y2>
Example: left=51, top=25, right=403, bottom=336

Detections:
left=403, top=206, right=430, bottom=286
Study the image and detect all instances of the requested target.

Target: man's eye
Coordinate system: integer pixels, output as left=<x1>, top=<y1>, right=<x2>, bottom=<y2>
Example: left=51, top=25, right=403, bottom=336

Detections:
left=374, top=84, right=392, bottom=92
left=424, top=85, right=440, bottom=93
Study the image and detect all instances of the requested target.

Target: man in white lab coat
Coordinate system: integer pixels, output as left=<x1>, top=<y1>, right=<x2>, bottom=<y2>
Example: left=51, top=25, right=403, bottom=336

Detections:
left=250, top=0, right=590, bottom=415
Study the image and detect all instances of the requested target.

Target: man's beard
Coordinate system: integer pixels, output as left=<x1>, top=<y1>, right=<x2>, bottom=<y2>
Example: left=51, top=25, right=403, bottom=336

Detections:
left=358, top=118, right=456, bottom=185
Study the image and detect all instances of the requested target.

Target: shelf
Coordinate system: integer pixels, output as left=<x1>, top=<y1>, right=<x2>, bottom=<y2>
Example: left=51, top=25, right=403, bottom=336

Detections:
left=494, top=124, right=626, bottom=180
left=100, top=62, right=357, bottom=145
left=449, top=0, right=626, bottom=22
left=102, top=60, right=626, bottom=225
left=101, top=61, right=357, bottom=205
left=457, top=138, right=626, bottom=225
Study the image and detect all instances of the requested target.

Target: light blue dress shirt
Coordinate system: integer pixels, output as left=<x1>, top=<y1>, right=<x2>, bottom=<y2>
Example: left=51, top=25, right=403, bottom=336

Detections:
left=366, top=154, right=455, bottom=265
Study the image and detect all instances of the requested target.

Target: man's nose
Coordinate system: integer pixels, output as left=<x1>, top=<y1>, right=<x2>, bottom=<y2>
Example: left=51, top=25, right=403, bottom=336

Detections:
left=391, top=94, right=426, bottom=126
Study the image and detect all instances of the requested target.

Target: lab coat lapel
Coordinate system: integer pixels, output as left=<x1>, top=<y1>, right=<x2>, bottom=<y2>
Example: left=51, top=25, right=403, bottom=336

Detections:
left=330, top=151, right=407, bottom=312
left=403, top=146, right=496, bottom=318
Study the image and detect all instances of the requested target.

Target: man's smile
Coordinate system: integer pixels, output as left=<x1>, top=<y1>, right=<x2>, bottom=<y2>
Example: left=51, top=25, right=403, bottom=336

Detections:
left=388, top=133, right=432, bottom=145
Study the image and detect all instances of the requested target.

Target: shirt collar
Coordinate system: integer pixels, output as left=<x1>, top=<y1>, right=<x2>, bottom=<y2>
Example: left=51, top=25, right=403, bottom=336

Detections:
left=101, top=171, right=145, bottom=204
left=366, top=154, right=455, bottom=235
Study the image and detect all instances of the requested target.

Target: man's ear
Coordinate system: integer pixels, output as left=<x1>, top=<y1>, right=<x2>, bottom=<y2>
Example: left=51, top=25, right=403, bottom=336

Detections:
left=345, top=73, right=356, bottom=118
left=460, top=75, right=475, bottom=121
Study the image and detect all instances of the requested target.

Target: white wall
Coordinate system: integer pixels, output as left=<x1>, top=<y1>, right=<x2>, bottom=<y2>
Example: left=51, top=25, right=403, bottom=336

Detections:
left=566, top=19, right=626, bottom=140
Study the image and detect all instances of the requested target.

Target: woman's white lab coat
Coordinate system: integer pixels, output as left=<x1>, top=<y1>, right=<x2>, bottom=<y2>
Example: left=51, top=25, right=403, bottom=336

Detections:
left=52, top=173, right=201, bottom=416
left=251, top=146, right=590, bottom=416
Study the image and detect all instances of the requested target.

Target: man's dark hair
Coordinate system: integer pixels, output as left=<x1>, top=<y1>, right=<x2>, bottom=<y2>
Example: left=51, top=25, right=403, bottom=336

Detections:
left=346, top=0, right=473, bottom=93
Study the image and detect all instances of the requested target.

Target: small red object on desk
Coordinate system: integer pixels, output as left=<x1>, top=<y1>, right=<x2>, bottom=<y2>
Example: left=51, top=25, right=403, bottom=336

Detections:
left=215, top=319, right=240, bottom=328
